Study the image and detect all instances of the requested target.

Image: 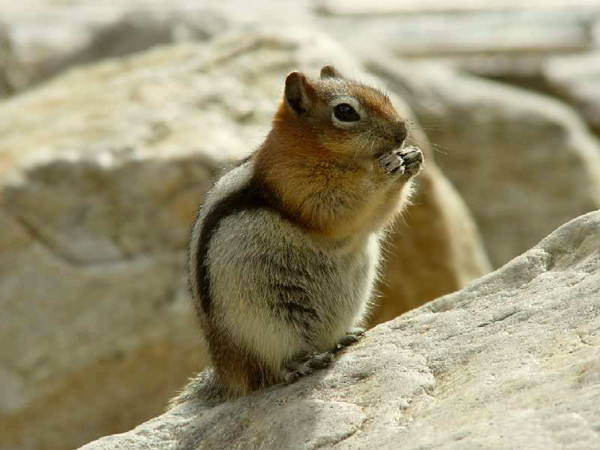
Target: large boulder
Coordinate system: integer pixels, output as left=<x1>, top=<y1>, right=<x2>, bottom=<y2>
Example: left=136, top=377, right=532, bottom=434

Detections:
left=0, top=6, right=230, bottom=93
left=31, top=8, right=231, bottom=86
left=456, top=52, right=600, bottom=139
left=81, top=210, right=600, bottom=449
left=0, top=21, right=25, bottom=97
left=542, top=53, right=600, bottom=136
left=314, top=0, right=598, bottom=76
left=368, top=57, right=600, bottom=267
left=0, top=28, right=489, bottom=449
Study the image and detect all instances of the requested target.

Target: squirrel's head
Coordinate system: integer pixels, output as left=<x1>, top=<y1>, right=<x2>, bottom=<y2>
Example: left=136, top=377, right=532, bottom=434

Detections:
left=274, top=65, right=407, bottom=159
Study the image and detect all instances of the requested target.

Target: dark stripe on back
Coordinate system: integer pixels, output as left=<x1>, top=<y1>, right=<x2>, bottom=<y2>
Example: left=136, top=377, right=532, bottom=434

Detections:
left=194, top=172, right=276, bottom=316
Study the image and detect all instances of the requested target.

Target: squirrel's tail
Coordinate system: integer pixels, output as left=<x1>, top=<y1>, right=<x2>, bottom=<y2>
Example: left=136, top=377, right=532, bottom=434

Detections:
left=168, top=368, right=225, bottom=410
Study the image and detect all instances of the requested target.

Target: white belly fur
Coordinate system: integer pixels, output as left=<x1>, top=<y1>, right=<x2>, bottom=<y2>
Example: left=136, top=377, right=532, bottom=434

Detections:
left=207, top=207, right=381, bottom=371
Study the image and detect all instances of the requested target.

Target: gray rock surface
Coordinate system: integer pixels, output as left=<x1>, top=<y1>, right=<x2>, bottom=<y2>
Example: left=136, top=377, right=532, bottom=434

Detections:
left=0, top=22, right=25, bottom=97
left=80, top=210, right=600, bottom=450
left=543, top=53, right=600, bottom=136
left=0, top=5, right=231, bottom=93
left=459, top=52, right=600, bottom=138
left=0, top=28, right=489, bottom=449
left=317, top=0, right=597, bottom=57
left=32, top=8, right=231, bottom=86
left=368, top=58, right=600, bottom=267
left=4, top=0, right=598, bottom=93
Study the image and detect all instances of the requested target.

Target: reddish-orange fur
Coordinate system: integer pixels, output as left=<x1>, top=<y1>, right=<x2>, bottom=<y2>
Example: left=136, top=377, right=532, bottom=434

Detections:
left=254, top=75, right=410, bottom=239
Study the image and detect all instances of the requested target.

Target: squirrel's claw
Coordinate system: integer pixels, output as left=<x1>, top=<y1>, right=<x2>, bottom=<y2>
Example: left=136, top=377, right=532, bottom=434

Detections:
left=378, top=151, right=406, bottom=176
left=400, top=146, right=423, bottom=176
left=378, top=146, right=423, bottom=177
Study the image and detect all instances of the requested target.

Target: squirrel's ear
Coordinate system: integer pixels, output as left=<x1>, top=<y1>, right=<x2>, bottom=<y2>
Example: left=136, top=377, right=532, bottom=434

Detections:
left=320, top=65, right=343, bottom=79
left=284, top=71, right=312, bottom=115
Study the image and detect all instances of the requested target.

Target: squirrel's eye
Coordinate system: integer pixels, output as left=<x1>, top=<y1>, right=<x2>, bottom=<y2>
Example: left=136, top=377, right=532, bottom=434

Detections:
left=333, top=103, right=360, bottom=122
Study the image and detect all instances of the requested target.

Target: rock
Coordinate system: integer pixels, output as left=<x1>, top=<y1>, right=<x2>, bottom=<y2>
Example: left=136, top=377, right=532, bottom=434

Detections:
left=0, top=6, right=230, bottom=92
left=456, top=53, right=600, bottom=139
left=0, top=23, right=12, bottom=96
left=80, top=211, right=600, bottom=449
left=34, top=8, right=231, bottom=85
left=0, top=157, right=214, bottom=450
left=0, top=22, right=25, bottom=97
left=368, top=57, right=600, bottom=268
left=0, top=28, right=489, bottom=449
left=316, top=0, right=600, bottom=15
left=315, top=0, right=597, bottom=60
left=5, top=1, right=598, bottom=98
left=542, top=53, right=600, bottom=136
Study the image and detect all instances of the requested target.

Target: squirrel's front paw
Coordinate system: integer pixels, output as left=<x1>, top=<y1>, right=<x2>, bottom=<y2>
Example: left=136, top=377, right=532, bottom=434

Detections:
left=401, top=146, right=424, bottom=176
left=378, top=146, right=423, bottom=177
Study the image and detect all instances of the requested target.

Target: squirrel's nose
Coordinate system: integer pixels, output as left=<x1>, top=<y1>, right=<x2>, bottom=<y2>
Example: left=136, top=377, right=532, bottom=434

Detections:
left=394, top=122, right=408, bottom=146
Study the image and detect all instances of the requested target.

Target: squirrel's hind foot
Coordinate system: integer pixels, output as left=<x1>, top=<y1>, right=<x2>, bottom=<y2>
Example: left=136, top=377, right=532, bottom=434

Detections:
left=284, top=351, right=335, bottom=383
left=335, top=327, right=366, bottom=352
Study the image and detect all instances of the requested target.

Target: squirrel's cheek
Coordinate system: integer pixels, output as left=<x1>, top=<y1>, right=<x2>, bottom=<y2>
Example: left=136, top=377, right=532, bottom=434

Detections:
left=318, top=133, right=352, bottom=155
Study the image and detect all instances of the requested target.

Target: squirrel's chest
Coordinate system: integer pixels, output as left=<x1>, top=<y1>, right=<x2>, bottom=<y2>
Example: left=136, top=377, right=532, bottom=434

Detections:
left=325, top=236, right=380, bottom=298
left=296, top=234, right=381, bottom=319
left=211, top=212, right=380, bottom=330
left=301, top=234, right=380, bottom=348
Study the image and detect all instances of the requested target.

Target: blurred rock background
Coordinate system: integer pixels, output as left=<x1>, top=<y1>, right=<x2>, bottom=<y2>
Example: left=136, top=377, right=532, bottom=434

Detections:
left=0, top=1, right=599, bottom=449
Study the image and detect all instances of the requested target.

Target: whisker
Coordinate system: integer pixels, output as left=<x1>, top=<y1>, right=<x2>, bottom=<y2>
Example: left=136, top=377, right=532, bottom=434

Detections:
left=429, top=142, right=450, bottom=156
left=418, top=127, right=445, bottom=132
left=405, top=118, right=445, bottom=128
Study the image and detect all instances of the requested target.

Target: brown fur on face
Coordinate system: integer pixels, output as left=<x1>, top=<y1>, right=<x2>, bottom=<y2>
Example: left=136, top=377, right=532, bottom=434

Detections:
left=254, top=66, right=411, bottom=238
left=280, top=75, right=406, bottom=159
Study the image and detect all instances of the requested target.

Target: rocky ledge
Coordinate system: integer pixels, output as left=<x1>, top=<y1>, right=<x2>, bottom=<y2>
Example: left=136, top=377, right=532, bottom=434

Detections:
left=0, top=28, right=492, bottom=450
left=81, top=211, right=600, bottom=449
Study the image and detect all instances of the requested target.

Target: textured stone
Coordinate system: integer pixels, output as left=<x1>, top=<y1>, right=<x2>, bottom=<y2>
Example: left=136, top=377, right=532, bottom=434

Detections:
left=0, top=156, right=214, bottom=450
left=543, top=53, right=600, bottom=136
left=368, top=57, right=600, bottom=267
left=0, top=21, right=25, bottom=97
left=458, top=53, right=600, bottom=138
left=0, top=28, right=489, bottom=449
left=34, top=8, right=230, bottom=85
left=316, top=0, right=600, bottom=15
left=81, top=211, right=600, bottom=449
left=314, top=0, right=598, bottom=63
left=4, top=1, right=598, bottom=95
left=0, top=5, right=230, bottom=92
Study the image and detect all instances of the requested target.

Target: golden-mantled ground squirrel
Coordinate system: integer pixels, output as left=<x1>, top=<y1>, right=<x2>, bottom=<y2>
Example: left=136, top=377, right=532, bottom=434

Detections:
left=171, top=65, right=423, bottom=405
